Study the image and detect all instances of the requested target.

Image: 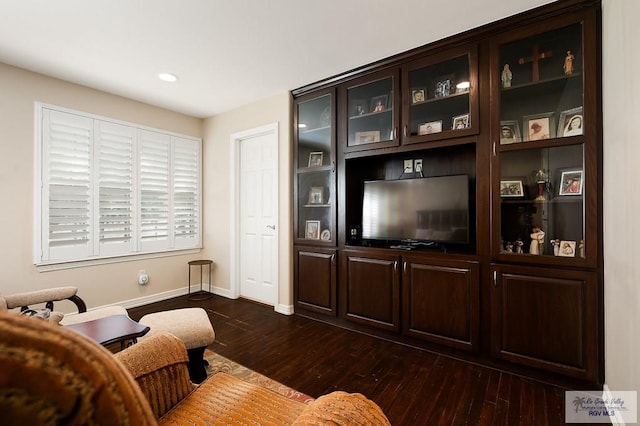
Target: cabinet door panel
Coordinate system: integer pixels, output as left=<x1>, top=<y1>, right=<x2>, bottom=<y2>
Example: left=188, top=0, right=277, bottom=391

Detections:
left=403, top=257, right=479, bottom=351
left=491, top=265, right=598, bottom=381
left=341, top=251, right=400, bottom=331
left=295, top=247, right=336, bottom=315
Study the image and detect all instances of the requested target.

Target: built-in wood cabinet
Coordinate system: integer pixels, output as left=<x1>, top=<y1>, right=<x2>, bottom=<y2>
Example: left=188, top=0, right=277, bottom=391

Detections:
left=292, top=0, right=602, bottom=385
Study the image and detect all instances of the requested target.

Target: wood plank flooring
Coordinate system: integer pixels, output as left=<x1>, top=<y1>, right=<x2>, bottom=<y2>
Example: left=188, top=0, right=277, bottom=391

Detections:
left=128, top=294, right=581, bottom=425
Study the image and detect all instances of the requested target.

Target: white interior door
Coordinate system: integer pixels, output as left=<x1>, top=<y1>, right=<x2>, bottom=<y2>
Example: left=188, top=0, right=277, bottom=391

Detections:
left=237, top=128, right=278, bottom=305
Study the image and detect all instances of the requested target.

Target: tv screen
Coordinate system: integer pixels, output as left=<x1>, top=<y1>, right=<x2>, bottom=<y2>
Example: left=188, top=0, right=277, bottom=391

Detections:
left=361, top=175, right=470, bottom=246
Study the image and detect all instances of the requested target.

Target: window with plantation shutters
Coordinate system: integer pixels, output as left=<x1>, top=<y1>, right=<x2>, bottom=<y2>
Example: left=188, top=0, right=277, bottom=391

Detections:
left=36, top=104, right=202, bottom=265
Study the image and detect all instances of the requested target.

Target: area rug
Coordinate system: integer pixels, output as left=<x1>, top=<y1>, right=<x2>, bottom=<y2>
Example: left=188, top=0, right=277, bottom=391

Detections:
left=204, top=350, right=314, bottom=404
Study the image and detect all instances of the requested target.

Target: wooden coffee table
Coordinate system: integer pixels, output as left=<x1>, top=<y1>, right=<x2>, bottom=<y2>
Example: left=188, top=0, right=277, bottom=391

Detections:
left=66, top=315, right=150, bottom=350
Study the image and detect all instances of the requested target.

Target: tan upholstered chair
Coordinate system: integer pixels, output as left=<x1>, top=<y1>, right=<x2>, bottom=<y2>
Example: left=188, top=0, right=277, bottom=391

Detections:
left=0, top=311, right=391, bottom=426
left=0, top=286, right=128, bottom=325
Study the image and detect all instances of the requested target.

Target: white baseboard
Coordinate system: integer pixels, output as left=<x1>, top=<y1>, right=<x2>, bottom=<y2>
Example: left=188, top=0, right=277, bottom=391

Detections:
left=276, top=304, right=294, bottom=315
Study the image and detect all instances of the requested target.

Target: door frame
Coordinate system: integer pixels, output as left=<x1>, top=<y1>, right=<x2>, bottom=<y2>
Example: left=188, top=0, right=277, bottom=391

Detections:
left=229, top=122, right=279, bottom=307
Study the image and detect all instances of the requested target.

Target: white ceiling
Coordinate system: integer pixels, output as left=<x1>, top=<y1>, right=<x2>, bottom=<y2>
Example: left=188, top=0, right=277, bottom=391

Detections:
left=0, top=0, right=555, bottom=118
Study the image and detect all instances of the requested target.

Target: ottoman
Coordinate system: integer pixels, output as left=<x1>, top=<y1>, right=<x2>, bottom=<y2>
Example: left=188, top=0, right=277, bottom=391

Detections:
left=139, top=307, right=215, bottom=383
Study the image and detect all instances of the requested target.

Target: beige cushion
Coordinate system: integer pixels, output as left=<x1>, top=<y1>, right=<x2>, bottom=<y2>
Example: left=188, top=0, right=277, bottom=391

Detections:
left=2, top=287, right=78, bottom=309
left=139, top=308, right=215, bottom=349
left=60, top=305, right=129, bottom=325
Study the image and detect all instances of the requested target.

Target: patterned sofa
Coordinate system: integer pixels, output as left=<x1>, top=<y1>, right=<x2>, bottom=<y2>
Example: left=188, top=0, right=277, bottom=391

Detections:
left=0, top=312, right=391, bottom=425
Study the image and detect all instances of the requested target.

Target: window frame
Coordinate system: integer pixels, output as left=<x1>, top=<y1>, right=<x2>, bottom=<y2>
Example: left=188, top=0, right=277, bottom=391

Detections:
left=34, top=103, right=202, bottom=267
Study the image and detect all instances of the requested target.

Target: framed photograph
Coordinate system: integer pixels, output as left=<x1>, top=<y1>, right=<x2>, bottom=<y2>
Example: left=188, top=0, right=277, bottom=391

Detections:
left=558, top=169, right=583, bottom=196
left=558, top=240, right=576, bottom=257
left=411, top=88, right=426, bottom=105
left=432, top=74, right=454, bottom=98
left=500, top=179, right=525, bottom=197
left=308, top=187, right=324, bottom=205
left=354, top=130, right=380, bottom=145
left=308, top=151, right=323, bottom=167
left=320, top=229, right=331, bottom=241
left=305, top=220, right=321, bottom=240
left=499, top=120, right=521, bottom=144
left=370, top=95, right=388, bottom=113
left=523, top=112, right=556, bottom=141
left=558, top=106, right=583, bottom=137
left=350, top=99, right=368, bottom=117
left=418, top=120, right=442, bottom=135
left=452, top=113, right=470, bottom=130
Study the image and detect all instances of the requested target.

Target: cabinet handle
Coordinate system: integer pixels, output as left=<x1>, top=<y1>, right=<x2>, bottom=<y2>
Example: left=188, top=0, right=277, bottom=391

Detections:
left=403, top=262, right=407, bottom=274
left=403, top=125, right=407, bottom=138
left=331, top=254, right=335, bottom=265
left=493, top=270, right=498, bottom=287
left=332, top=160, right=335, bottom=173
left=394, top=127, right=398, bottom=139
left=393, top=261, right=398, bottom=273
left=492, top=142, right=497, bottom=157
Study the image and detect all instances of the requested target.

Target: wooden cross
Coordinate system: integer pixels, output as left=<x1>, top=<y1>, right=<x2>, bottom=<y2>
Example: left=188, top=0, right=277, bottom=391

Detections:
left=518, top=44, right=553, bottom=81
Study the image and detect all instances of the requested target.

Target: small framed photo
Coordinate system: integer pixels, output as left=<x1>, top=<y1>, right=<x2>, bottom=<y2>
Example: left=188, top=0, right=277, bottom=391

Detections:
left=558, top=240, right=576, bottom=257
left=411, top=88, right=426, bottom=105
left=308, top=151, right=323, bottom=167
left=354, top=131, right=380, bottom=145
left=499, top=120, right=521, bottom=144
left=320, top=229, right=331, bottom=241
left=370, top=95, right=388, bottom=113
left=452, top=113, right=470, bottom=130
left=308, top=187, right=324, bottom=205
left=523, top=112, right=555, bottom=141
left=500, top=179, right=525, bottom=197
left=305, top=220, right=321, bottom=240
left=350, top=99, right=368, bottom=117
left=558, top=169, right=583, bottom=196
left=418, top=120, right=442, bottom=135
left=558, top=106, right=583, bottom=137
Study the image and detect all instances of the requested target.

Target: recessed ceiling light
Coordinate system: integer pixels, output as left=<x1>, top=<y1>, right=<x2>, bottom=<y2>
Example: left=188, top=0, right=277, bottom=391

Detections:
left=158, top=73, right=178, bottom=82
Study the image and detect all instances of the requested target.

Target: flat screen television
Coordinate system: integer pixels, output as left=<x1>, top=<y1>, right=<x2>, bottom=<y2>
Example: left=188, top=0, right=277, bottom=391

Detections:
left=361, top=174, right=470, bottom=248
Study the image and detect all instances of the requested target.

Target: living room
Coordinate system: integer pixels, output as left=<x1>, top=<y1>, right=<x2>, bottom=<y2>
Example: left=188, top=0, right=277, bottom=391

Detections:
left=0, top=0, right=638, bottom=423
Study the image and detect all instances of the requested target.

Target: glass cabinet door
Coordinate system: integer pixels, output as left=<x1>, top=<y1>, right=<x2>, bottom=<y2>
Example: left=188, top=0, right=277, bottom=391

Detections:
left=295, top=90, right=335, bottom=244
left=403, top=46, right=478, bottom=144
left=494, top=20, right=590, bottom=264
left=343, top=69, right=399, bottom=152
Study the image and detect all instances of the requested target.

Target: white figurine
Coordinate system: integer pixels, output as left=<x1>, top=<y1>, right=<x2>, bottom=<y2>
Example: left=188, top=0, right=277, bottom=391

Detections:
left=529, top=226, right=545, bottom=255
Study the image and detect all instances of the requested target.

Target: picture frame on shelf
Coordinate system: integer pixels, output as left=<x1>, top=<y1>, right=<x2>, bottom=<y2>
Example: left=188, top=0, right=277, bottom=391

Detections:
left=558, top=106, right=583, bottom=137
left=320, top=229, right=331, bottom=241
left=308, top=187, right=324, bottom=205
left=418, top=120, right=442, bottom=135
left=523, top=112, right=555, bottom=141
left=349, top=99, right=368, bottom=117
left=499, top=120, right=521, bottom=144
left=452, top=113, right=470, bottom=130
left=411, top=88, right=426, bottom=105
left=308, top=151, right=323, bottom=167
left=305, top=220, right=321, bottom=240
left=354, top=130, right=380, bottom=145
left=500, top=179, right=525, bottom=197
left=431, top=74, right=454, bottom=98
left=370, top=95, right=388, bottom=113
left=558, top=169, right=583, bottom=196
left=558, top=240, right=576, bottom=257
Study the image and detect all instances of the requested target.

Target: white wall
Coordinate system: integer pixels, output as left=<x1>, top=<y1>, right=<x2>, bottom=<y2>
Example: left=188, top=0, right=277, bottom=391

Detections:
left=0, top=63, right=203, bottom=311
left=602, top=0, right=640, bottom=394
left=201, top=93, right=293, bottom=309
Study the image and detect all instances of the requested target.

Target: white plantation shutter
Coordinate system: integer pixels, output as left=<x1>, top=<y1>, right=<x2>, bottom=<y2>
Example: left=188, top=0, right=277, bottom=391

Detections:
left=41, top=109, right=93, bottom=261
left=138, top=130, right=171, bottom=251
left=173, top=137, right=201, bottom=248
left=36, top=104, right=202, bottom=265
left=96, top=121, right=135, bottom=256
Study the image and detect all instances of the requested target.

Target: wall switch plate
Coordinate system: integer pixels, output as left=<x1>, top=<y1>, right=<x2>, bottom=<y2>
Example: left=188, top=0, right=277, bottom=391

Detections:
left=414, top=159, right=423, bottom=172
left=404, top=160, right=413, bottom=173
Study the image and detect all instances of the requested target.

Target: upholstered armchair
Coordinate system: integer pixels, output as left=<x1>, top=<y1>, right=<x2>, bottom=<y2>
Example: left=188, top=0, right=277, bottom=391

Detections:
left=0, top=286, right=128, bottom=324
left=0, top=312, right=391, bottom=425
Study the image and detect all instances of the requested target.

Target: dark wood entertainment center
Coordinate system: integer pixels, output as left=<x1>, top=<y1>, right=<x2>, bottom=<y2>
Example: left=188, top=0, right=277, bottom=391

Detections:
left=292, top=0, right=602, bottom=386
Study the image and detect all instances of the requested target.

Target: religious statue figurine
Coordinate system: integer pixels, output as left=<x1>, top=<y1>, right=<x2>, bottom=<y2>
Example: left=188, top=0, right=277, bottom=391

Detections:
left=534, top=169, right=549, bottom=201
left=514, top=238, right=524, bottom=254
left=529, top=226, right=545, bottom=255
left=501, top=64, right=513, bottom=88
left=563, top=50, right=575, bottom=75
left=505, top=242, right=514, bottom=253
left=551, top=238, right=561, bottom=256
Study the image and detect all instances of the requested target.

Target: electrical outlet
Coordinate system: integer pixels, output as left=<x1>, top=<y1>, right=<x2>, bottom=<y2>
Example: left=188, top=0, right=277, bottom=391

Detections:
left=404, top=160, right=413, bottom=173
left=414, top=159, right=423, bottom=173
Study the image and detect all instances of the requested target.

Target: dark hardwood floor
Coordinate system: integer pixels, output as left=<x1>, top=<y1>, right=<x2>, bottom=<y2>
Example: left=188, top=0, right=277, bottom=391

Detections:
left=128, top=294, right=578, bottom=425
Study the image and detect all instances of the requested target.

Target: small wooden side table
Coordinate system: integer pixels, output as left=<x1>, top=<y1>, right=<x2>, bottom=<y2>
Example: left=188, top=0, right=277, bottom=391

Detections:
left=188, top=259, right=213, bottom=300
left=66, top=315, right=150, bottom=351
